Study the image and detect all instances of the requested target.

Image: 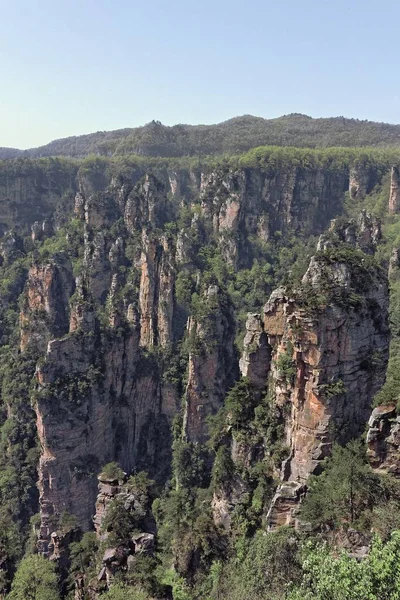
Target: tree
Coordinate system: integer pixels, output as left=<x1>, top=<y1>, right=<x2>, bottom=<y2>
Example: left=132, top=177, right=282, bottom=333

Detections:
left=7, top=555, right=60, bottom=600
left=214, top=528, right=301, bottom=600
left=301, top=440, right=384, bottom=529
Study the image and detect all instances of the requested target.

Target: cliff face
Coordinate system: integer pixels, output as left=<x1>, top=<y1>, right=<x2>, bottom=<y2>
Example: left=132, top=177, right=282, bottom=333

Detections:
left=264, top=272, right=388, bottom=483
left=367, top=406, right=400, bottom=474
left=0, top=159, right=77, bottom=235
left=0, top=160, right=356, bottom=266
left=0, top=154, right=393, bottom=561
left=183, top=285, right=237, bottom=443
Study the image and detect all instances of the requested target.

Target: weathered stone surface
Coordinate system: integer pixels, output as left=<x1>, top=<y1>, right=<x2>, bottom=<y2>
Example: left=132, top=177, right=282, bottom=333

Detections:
left=93, top=475, right=125, bottom=538
left=239, top=313, right=271, bottom=389
left=389, top=166, right=400, bottom=215
left=367, top=405, right=400, bottom=473
left=34, top=311, right=170, bottom=553
left=349, top=164, right=374, bottom=201
left=237, top=225, right=390, bottom=529
left=139, top=232, right=175, bottom=348
left=266, top=482, right=306, bottom=531
left=212, top=474, right=251, bottom=530
left=317, top=213, right=381, bottom=255
left=264, top=262, right=389, bottom=483
left=183, top=285, right=237, bottom=443
left=7, top=161, right=392, bottom=552
left=20, top=255, right=74, bottom=352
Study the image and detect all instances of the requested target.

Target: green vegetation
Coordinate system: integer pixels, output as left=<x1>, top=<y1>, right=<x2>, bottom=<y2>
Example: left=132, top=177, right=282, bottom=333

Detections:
left=288, top=533, right=400, bottom=600
left=7, top=555, right=60, bottom=600
left=5, top=115, right=400, bottom=161
left=99, top=462, right=126, bottom=481
left=301, top=441, right=400, bottom=535
left=214, top=528, right=302, bottom=600
left=102, top=584, right=151, bottom=600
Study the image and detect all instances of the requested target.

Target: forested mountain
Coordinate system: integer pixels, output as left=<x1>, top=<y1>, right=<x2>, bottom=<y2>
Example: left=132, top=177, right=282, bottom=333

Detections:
left=3, top=113, right=400, bottom=161
left=2, top=145, right=400, bottom=599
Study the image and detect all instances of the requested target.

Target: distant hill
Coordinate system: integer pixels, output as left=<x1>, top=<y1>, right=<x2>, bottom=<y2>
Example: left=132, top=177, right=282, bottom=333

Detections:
left=3, top=114, right=400, bottom=160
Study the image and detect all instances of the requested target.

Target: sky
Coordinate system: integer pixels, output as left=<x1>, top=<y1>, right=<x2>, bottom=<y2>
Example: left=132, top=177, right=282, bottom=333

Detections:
left=1, top=0, right=400, bottom=149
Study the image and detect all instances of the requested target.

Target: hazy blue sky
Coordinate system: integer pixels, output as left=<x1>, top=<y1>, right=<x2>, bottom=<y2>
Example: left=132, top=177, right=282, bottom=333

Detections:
left=1, top=0, right=399, bottom=148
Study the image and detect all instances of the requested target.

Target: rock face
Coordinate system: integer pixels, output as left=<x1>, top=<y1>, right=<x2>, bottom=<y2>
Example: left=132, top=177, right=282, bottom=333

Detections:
left=349, top=164, right=379, bottom=201
left=183, top=285, right=237, bottom=443
left=139, top=232, right=175, bottom=348
left=317, top=212, right=381, bottom=255
left=239, top=313, right=271, bottom=388
left=0, top=160, right=77, bottom=234
left=35, top=311, right=173, bottom=553
left=389, top=166, right=400, bottom=215
left=267, top=261, right=387, bottom=482
left=367, top=405, right=400, bottom=474
left=93, top=473, right=128, bottom=539
left=237, top=223, right=390, bottom=529
left=92, top=472, right=156, bottom=591
left=20, top=255, right=74, bottom=352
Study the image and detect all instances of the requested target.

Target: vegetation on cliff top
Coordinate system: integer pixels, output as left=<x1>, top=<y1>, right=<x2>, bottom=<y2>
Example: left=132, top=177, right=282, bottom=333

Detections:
left=1, top=144, right=400, bottom=185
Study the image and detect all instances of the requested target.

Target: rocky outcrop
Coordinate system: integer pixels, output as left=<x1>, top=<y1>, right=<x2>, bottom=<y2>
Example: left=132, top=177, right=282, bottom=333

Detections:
left=317, top=212, right=381, bottom=255
left=212, top=474, right=251, bottom=530
left=3, top=157, right=393, bottom=557
left=389, top=166, right=400, bottom=215
left=239, top=313, right=271, bottom=388
left=265, top=256, right=389, bottom=484
left=92, top=471, right=156, bottom=592
left=139, top=232, right=175, bottom=348
left=124, top=174, right=171, bottom=232
left=93, top=472, right=128, bottom=539
left=34, top=276, right=175, bottom=554
left=266, top=482, right=306, bottom=531
left=20, top=255, right=74, bottom=352
left=348, top=164, right=380, bottom=201
left=183, top=285, right=237, bottom=443
left=367, top=405, right=400, bottom=474
left=0, top=160, right=77, bottom=234
left=236, top=223, right=390, bottom=529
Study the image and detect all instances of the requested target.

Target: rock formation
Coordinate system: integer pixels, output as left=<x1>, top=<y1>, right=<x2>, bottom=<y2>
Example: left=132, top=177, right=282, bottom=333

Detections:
left=389, top=166, right=400, bottom=215
left=183, top=285, right=237, bottom=443
left=0, top=153, right=395, bottom=569
left=236, top=221, right=390, bottom=529
left=367, top=405, right=400, bottom=474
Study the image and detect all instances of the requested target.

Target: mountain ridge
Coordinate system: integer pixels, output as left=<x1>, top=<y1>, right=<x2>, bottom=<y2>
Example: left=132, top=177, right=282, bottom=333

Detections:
left=3, top=113, right=400, bottom=160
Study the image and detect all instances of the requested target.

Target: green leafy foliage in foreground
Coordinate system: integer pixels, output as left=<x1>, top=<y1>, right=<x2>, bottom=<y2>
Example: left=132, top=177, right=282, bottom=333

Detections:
left=288, top=532, right=400, bottom=600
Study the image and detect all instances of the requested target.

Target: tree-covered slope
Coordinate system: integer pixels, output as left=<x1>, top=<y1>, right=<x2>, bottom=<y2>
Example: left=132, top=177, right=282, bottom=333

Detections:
left=4, top=113, right=400, bottom=160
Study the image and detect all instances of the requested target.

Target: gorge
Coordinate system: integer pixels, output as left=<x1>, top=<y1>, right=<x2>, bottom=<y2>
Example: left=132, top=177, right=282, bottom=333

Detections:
left=1, top=144, right=400, bottom=599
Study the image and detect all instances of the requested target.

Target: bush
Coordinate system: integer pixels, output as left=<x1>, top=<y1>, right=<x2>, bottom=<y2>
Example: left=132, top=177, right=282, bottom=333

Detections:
left=102, top=582, right=151, bottom=600
left=100, top=462, right=125, bottom=481
left=288, top=532, right=400, bottom=600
